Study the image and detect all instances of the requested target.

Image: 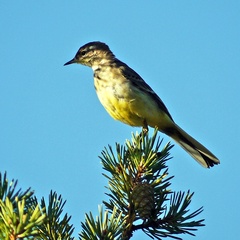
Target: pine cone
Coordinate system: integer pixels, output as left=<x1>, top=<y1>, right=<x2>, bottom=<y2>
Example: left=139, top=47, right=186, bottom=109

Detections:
left=132, top=182, right=154, bottom=220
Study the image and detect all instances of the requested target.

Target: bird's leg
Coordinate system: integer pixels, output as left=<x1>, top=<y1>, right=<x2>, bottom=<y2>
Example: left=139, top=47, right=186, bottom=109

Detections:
left=142, top=119, right=149, bottom=135
left=138, top=120, right=149, bottom=142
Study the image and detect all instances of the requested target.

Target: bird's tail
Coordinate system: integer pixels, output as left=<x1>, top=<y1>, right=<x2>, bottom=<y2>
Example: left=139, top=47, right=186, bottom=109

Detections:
left=163, top=123, right=220, bottom=168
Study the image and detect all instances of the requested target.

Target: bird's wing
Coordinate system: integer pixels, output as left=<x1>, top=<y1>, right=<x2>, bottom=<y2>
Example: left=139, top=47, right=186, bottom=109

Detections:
left=119, top=60, right=174, bottom=121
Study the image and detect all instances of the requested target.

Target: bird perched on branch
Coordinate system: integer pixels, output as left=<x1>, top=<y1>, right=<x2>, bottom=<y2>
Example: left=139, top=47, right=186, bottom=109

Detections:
left=64, top=41, right=220, bottom=168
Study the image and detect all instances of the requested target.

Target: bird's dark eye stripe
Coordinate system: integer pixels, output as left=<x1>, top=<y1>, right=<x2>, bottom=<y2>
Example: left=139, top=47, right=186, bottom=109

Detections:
left=81, top=50, right=87, bottom=55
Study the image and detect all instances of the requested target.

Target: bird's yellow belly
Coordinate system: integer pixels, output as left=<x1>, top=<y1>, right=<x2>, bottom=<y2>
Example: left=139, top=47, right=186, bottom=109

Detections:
left=95, top=80, right=169, bottom=129
left=102, top=97, right=144, bottom=126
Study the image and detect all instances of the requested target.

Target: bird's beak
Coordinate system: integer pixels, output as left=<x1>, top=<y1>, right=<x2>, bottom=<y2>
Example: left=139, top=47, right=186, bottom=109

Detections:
left=64, top=58, right=76, bottom=66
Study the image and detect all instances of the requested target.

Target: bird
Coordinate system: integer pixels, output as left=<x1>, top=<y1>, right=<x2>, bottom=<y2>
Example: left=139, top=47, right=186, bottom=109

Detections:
left=64, top=41, right=220, bottom=168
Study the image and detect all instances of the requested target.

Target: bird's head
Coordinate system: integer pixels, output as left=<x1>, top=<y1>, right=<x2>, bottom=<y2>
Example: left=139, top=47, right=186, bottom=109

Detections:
left=64, top=41, right=115, bottom=68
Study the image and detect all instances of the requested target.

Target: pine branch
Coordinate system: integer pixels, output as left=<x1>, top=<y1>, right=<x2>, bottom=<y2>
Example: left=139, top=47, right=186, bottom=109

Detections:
left=80, top=205, right=124, bottom=240
left=0, top=173, right=74, bottom=240
left=0, top=172, right=34, bottom=208
left=99, top=129, right=205, bottom=239
left=0, top=173, right=44, bottom=239
left=37, top=190, right=75, bottom=240
left=1, top=129, right=205, bottom=239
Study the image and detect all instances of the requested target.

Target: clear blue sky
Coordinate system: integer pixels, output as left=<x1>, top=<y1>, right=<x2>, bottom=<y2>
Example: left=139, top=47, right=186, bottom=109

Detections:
left=1, top=1, right=239, bottom=239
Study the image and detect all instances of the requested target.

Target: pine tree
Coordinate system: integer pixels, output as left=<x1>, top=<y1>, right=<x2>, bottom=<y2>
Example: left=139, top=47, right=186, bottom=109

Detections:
left=0, top=130, right=204, bottom=239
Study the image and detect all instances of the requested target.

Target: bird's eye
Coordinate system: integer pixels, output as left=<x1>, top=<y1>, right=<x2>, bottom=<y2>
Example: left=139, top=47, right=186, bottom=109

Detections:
left=81, top=50, right=87, bottom=56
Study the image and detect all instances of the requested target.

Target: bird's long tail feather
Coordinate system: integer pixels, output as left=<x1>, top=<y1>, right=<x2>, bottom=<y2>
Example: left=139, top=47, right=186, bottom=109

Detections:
left=164, top=123, right=220, bottom=168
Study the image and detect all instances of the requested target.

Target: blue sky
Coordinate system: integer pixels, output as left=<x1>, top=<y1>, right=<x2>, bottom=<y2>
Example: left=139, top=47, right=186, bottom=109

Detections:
left=0, top=1, right=239, bottom=239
